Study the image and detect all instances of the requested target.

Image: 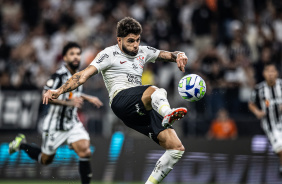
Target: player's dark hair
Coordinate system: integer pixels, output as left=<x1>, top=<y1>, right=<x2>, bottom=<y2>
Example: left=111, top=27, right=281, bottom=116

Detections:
left=62, top=42, right=81, bottom=56
left=263, top=62, right=278, bottom=70
left=117, top=17, right=142, bottom=37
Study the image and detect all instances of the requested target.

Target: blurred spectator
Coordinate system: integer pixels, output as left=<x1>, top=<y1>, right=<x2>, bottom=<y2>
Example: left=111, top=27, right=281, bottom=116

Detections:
left=142, top=63, right=155, bottom=85
left=222, top=20, right=251, bottom=114
left=191, top=0, right=215, bottom=52
left=254, top=45, right=272, bottom=83
left=85, top=2, right=105, bottom=33
left=207, top=108, right=237, bottom=140
left=0, top=0, right=281, bottom=137
left=129, top=0, right=146, bottom=23
left=192, top=48, right=227, bottom=117
left=179, top=0, right=196, bottom=41
left=217, top=0, right=240, bottom=43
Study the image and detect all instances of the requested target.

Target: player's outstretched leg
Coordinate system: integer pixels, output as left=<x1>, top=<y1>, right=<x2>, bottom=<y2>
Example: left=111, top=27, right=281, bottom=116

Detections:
left=72, top=140, right=92, bottom=184
left=151, top=88, right=187, bottom=128
left=9, top=134, right=26, bottom=154
left=9, top=134, right=42, bottom=163
left=145, top=129, right=185, bottom=184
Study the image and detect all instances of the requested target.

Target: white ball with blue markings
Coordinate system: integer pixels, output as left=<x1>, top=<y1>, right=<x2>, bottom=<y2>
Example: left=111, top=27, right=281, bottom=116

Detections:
left=178, top=74, right=206, bottom=102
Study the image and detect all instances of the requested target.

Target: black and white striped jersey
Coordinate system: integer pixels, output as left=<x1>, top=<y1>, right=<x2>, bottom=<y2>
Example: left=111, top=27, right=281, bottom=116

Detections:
left=250, top=79, right=282, bottom=133
left=43, top=65, right=83, bottom=131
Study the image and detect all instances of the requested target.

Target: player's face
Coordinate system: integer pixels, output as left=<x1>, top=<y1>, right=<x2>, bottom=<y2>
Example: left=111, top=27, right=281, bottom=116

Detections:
left=64, top=47, right=81, bottom=70
left=263, top=65, right=278, bottom=85
left=118, top=34, right=140, bottom=56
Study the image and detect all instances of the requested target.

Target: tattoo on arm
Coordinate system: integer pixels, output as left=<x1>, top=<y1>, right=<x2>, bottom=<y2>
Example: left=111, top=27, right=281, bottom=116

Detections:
left=60, top=73, right=82, bottom=93
left=156, top=51, right=180, bottom=62
left=58, top=66, right=97, bottom=94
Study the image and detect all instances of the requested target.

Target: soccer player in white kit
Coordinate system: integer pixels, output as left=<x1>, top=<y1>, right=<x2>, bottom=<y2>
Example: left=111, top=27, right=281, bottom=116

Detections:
left=43, top=17, right=188, bottom=184
left=9, top=42, right=103, bottom=184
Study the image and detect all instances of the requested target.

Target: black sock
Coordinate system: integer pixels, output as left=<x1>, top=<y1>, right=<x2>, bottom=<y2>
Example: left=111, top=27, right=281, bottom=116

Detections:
left=79, top=158, right=92, bottom=184
left=20, top=143, right=41, bottom=161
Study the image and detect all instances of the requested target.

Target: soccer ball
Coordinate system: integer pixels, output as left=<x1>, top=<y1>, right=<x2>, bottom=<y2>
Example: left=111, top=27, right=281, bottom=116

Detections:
left=178, top=74, right=206, bottom=102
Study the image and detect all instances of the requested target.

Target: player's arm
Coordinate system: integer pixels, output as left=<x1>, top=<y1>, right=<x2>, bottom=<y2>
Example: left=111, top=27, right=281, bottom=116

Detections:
left=43, top=65, right=98, bottom=104
left=42, top=90, right=83, bottom=108
left=156, top=51, right=188, bottom=72
left=248, top=102, right=266, bottom=119
left=81, top=93, right=103, bottom=108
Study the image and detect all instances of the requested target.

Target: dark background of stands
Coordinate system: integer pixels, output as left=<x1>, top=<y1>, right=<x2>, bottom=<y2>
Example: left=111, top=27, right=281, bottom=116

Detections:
left=1, top=0, right=282, bottom=138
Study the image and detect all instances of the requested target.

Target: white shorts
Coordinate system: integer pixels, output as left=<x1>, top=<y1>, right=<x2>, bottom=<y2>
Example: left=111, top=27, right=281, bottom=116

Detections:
left=41, top=123, right=90, bottom=155
left=266, top=128, right=282, bottom=153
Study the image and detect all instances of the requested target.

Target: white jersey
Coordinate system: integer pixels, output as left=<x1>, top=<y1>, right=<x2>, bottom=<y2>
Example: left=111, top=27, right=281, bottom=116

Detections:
left=90, top=44, right=160, bottom=104
left=43, top=65, right=83, bottom=131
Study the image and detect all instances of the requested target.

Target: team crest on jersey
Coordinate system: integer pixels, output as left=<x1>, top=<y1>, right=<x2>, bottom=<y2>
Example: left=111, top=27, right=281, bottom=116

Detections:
left=265, top=100, right=270, bottom=107
left=137, top=56, right=145, bottom=68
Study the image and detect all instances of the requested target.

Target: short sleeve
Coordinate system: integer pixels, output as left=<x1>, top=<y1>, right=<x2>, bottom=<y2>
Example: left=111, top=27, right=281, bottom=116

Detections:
left=249, top=88, right=259, bottom=104
left=44, top=73, right=62, bottom=90
left=142, top=46, right=160, bottom=63
left=90, top=48, right=112, bottom=73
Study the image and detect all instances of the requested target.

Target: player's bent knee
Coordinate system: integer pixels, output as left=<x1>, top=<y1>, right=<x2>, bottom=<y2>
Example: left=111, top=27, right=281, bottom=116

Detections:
left=41, top=157, right=54, bottom=165
left=167, top=149, right=185, bottom=163
left=151, top=88, right=167, bottom=99
left=177, top=144, right=185, bottom=152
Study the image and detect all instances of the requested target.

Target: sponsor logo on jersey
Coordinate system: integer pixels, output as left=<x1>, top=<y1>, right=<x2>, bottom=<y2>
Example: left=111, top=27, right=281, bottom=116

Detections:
left=137, top=56, right=145, bottom=68
left=147, top=46, right=157, bottom=53
left=113, top=51, right=120, bottom=56
left=132, top=63, right=138, bottom=70
left=120, top=61, right=127, bottom=64
left=127, top=74, right=142, bottom=85
left=96, top=53, right=109, bottom=63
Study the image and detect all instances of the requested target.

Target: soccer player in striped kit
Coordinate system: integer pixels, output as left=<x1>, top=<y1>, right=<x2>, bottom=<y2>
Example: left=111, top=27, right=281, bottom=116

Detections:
left=249, top=63, right=282, bottom=174
left=9, top=42, right=103, bottom=184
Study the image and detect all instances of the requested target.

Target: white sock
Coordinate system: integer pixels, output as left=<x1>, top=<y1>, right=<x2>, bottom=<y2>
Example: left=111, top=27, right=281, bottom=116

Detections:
left=38, top=153, right=42, bottom=164
left=145, top=150, right=184, bottom=184
left=151, top=88, right=171, bottom=117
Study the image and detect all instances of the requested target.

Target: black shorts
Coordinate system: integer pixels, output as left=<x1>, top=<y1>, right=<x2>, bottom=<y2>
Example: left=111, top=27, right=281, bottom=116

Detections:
left=111, top=85, right=171, bottom=144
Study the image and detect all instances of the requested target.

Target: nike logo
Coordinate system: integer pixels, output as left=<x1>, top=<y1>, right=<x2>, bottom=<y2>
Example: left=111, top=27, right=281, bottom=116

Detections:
left=120, top=61, right=127, bottom=64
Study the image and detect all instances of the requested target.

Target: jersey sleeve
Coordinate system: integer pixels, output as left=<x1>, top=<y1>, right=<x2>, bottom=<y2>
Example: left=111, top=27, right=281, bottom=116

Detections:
left=44, top=73, right=62, bottom=90
left=90, top=48, right=112, bottom=73
left=249, top=87, right=259, bottom=104
left=142, top=46, right=160, bottom=63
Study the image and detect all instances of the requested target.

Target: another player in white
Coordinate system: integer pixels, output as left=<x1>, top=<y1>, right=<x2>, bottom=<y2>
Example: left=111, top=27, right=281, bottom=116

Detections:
left=43, top=17, right=188, bottom=183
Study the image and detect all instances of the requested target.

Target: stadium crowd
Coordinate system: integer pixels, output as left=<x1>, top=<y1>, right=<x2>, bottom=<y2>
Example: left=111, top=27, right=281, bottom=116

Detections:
left=0, top=0, right=282, bottom=137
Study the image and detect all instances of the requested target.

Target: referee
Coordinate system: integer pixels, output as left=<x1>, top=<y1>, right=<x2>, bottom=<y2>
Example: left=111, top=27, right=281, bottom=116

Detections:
left=249, top=62, right=282, bottom=174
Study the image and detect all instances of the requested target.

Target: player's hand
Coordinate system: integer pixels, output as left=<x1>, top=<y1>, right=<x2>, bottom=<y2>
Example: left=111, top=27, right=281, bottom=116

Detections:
left=176, top=52, right=188, bottom=72
left=71, top=97, right=84, bottom=108
left=255, top=110, right=266, bottom=119
left=87, top=96, right=103, bottom=108
left=43, top=89, right=61, bottom=105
